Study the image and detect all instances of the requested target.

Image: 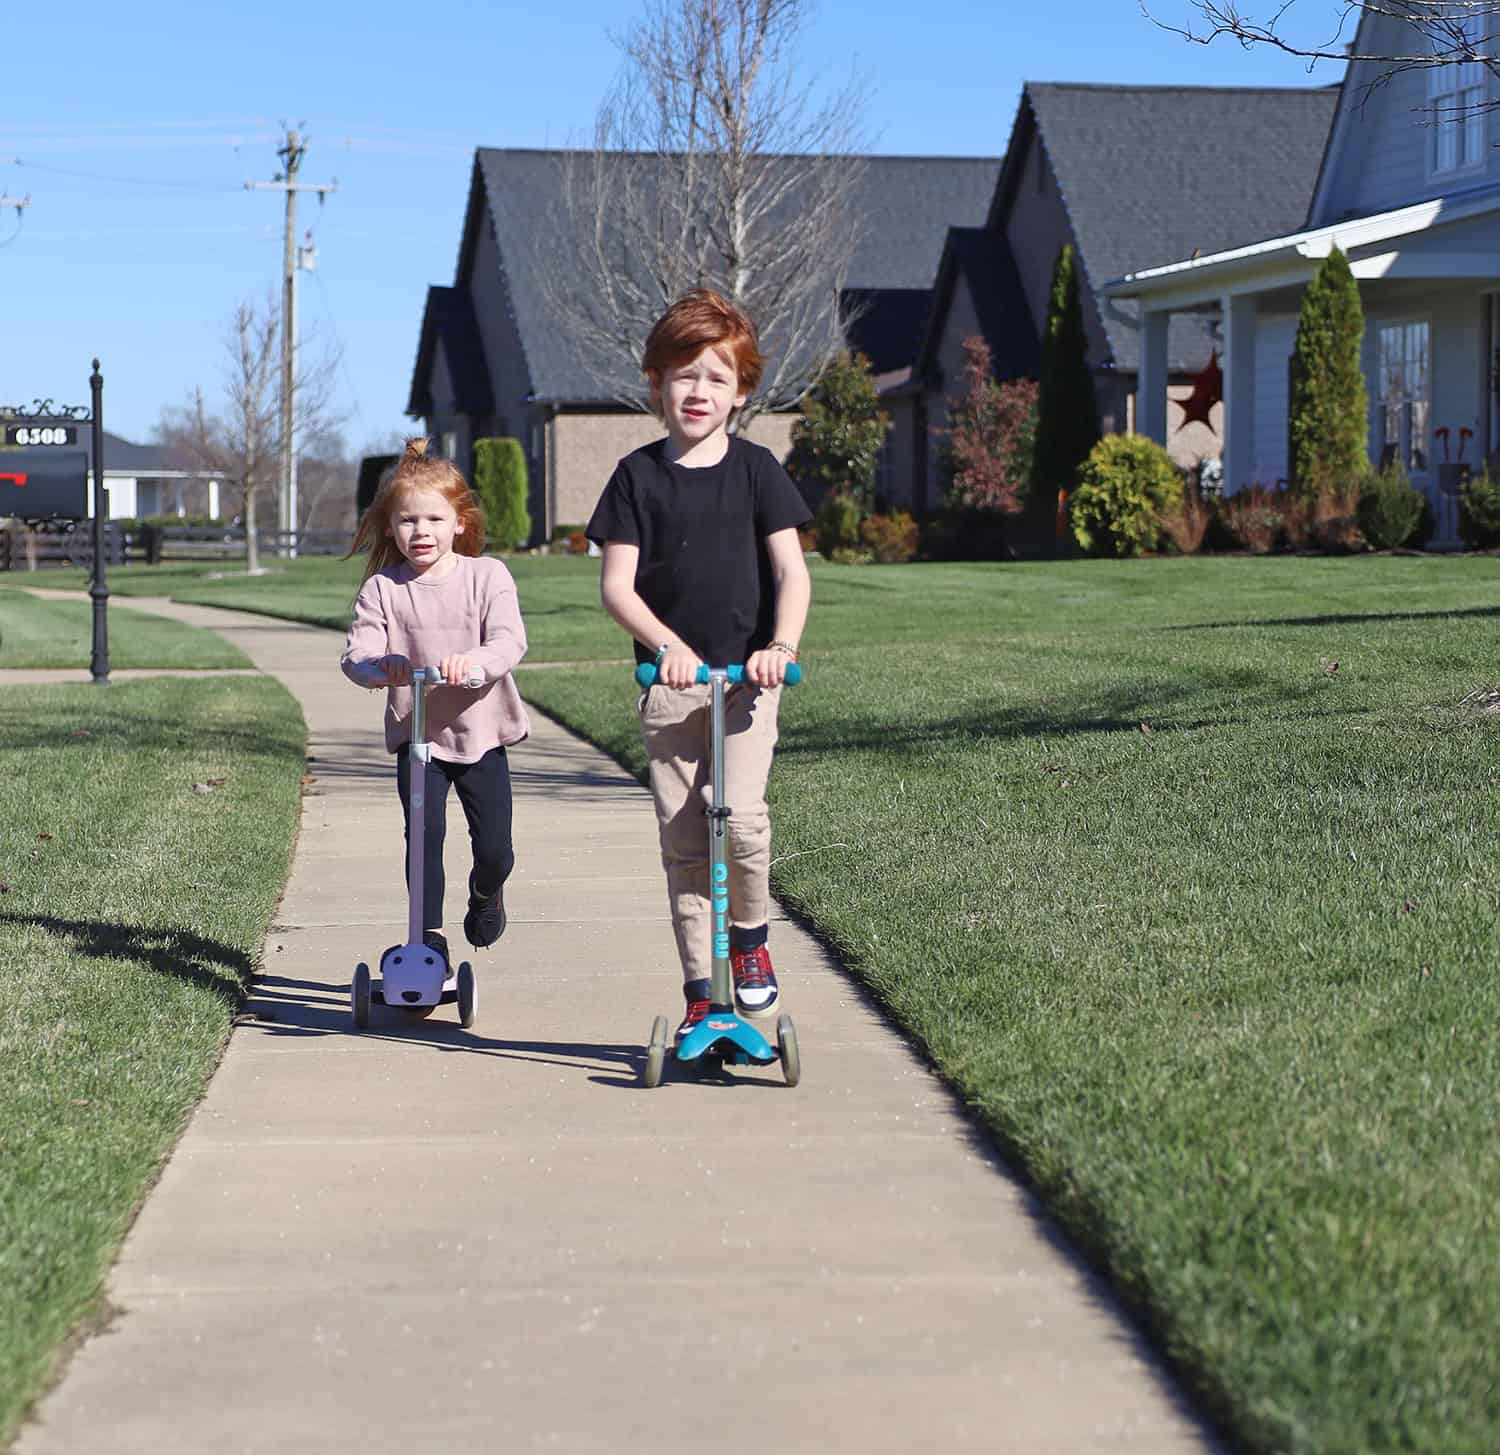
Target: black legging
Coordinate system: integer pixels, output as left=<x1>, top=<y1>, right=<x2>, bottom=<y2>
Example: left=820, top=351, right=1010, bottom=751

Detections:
left=395, top=744, right=515, bottom=934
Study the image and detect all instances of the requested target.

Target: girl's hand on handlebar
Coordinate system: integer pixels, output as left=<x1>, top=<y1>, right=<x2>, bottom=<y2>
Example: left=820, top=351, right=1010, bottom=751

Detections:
left=658, top=644, right=703, bottom=689
left=745, top=648, right=790, bottom=687
left=376, top=654, right=412, bottom=687
left=439, top=653, right=478, bottom=687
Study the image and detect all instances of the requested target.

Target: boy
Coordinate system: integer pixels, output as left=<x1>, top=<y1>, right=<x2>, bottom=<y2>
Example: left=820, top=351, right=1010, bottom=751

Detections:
left=586, top=289, right=812, bottom=1038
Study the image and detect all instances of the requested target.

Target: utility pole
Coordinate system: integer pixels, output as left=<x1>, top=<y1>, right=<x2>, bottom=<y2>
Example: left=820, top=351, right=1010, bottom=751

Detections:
left=245, top=129, right=335, bottom=553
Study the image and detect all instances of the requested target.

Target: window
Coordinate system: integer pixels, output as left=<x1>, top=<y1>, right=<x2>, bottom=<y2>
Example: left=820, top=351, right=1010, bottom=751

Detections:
left=1378, top=321, right=1431, bottom=473
left=1429, top=17, right=1487, bottom=174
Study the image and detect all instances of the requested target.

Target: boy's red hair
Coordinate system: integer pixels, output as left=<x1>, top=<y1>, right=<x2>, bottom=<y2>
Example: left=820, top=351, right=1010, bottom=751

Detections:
left=347, top=438, right=487, bottom=582
left=642, top=289, right=765, bottom=406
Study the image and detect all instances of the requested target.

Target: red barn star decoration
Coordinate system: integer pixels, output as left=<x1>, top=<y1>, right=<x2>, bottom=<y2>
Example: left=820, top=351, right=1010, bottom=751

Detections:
left=1176, top=351, right=1222, bottom=433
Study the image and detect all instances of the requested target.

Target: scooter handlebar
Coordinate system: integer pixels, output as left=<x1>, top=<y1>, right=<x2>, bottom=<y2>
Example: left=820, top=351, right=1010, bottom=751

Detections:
left=410, top=665, right=486, bottom=690
left=635, top=661, right=802, bottom=688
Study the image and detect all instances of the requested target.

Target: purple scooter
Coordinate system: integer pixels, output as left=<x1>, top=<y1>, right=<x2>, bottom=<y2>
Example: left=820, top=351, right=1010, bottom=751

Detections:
left=352, top=665, right=481, bottom=1030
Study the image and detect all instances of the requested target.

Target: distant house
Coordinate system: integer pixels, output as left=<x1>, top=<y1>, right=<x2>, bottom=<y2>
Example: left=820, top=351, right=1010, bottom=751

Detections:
left=1110, top=12, right=1500, bottom=543
left=912, top=82, right=1340, bottom=508
left=406, top=149, right=998, bottom=537
left=78, top=431, right=223, bottom=521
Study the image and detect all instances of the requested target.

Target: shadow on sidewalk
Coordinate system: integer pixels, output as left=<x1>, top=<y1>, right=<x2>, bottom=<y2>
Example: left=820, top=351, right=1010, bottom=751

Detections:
left=243, top=973, right=786, bottom=1090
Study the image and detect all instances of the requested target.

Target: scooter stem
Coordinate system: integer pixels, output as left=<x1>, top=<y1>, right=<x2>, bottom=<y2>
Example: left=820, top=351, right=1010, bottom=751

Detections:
left=708, top=669, right=733, bottom=1010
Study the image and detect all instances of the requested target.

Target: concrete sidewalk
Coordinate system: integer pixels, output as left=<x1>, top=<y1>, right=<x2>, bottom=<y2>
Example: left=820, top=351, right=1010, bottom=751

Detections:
left=14, top=599, right=1219, bottom=1455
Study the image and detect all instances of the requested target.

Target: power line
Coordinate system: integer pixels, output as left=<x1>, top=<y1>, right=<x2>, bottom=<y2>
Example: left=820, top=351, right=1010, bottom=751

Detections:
left=1, top=157, right=244, bottom=193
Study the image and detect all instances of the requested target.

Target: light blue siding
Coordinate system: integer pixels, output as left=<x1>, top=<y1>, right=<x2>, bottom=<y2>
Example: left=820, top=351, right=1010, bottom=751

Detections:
left=1313, top=13, right=1498, bottom=226
left=1251, top=315, right=1298, bottom=486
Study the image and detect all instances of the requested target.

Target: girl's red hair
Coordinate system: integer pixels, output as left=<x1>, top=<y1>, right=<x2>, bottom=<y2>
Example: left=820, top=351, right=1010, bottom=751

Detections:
left=642, top=289, right=764, bottom=411
left=347, top=438, right=487, bottom=583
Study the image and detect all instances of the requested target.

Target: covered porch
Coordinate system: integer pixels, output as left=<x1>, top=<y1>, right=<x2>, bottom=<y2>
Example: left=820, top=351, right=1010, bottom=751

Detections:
left=1109, top=187, right=1500, bottom=543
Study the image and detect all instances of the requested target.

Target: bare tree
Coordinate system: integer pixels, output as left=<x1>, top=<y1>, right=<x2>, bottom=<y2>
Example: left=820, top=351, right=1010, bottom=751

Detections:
left=158, top=294, right=342, bottom=572
left=1142, top=2, right=1500, bottom=114
left=536, top=0, right=870, bottom=420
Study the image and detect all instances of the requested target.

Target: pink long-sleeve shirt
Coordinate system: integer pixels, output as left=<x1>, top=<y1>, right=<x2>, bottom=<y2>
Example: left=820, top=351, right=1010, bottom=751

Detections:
left=341, top=554, right=531, bottom=762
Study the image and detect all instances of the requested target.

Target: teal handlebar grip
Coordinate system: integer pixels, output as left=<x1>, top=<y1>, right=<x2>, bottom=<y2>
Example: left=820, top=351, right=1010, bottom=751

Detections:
left=635, top=661, right=803, bottom=688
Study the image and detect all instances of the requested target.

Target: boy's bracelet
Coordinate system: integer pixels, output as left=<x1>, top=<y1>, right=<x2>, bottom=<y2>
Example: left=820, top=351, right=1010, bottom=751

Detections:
left=654, top=641, right=675, bottom=664
left=769, top=639, right=799, bottom=661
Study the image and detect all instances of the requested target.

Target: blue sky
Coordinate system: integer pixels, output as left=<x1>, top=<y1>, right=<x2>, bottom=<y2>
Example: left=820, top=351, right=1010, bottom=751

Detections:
left=0, top=0, right=1347, bottom=452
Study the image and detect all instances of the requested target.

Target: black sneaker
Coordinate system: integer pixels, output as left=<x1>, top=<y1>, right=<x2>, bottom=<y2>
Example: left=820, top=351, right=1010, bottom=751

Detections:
left=463, top=876, right=506, bottom=949
left=675, top=978, right=712, bottom=1040
left=422, top=929, right=450, bottom=966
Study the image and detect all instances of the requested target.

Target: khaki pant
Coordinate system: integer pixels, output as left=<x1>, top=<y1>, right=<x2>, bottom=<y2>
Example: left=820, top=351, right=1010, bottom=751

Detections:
left=639, top=682, right=781, bottom=982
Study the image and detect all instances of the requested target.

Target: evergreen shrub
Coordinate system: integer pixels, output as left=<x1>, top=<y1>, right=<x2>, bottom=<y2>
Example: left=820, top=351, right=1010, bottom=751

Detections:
left=1070, top=435, right=1183, bottom=557
left=1459, top=470, right=1500, bottom=549
left=1357, top=463, right=1426, bottom=549
left=473, top=437, right=531, bottom=550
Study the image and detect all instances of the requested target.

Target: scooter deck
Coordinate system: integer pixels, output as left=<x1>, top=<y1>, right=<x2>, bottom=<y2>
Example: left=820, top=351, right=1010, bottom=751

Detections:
left=675, top=1009, right=778, bottom=1067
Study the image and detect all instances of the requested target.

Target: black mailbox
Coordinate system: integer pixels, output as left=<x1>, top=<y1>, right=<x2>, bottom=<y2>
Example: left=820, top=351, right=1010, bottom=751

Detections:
left=0, top=449, right=89, bottom=519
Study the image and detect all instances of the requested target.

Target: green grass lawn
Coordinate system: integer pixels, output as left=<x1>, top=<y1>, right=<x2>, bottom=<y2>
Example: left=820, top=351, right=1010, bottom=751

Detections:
left=0, top=666, right=303, bottom=1443
left=12, top=550, right=1500, bottom=1450
left=0, top=589, right=250, bottom=670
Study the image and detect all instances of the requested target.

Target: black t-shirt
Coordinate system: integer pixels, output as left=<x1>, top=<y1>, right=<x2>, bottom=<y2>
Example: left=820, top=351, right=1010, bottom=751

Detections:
left=586, top=435, right=812, bottom=667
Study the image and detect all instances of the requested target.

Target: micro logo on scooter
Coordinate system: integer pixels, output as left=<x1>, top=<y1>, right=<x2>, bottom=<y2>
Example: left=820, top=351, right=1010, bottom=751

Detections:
left=712, top=862, right=730, bottom=959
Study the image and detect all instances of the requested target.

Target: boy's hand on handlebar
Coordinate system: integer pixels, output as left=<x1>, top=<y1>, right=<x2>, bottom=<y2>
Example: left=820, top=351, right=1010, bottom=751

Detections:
left=376, top=654, right=412, bottom=687
left=439, top=653, right=478, bottom=687
left=745, top=648, right=790, bottom=688
left=658, top=644, right=703, bottom=689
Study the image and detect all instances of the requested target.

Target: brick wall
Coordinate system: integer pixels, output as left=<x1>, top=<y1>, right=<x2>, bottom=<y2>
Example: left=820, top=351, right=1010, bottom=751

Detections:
left=550, top=410, right=798, bottom=530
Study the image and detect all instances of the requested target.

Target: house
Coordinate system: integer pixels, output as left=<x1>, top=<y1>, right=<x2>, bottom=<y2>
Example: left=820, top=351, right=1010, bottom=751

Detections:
left=62, top=431, right=222, bottom=521
left=1109, top=12, right=1500, bottom=543
left=911, top=82, right=1341, bottom=510
left=406, top=149, right=999, bottom=537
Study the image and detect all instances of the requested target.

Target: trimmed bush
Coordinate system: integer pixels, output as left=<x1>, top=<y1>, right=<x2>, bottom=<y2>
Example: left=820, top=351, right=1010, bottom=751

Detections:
left=1288, top=247, right=1368, bottom=497
left=473, top=437, right=531, bottom=550
left=1070, top=435, right=1183, bottom=557
left=786, top=352, right=890, bottom=511
left=1459, top=470, right=1500, bottom=549
left=1357, top=462, right=1426, bottom=550
left=860, top=511, right=919, bottom=564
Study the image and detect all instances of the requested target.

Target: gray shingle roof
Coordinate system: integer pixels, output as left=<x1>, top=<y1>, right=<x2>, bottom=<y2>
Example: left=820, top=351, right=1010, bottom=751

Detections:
left=468, top=149, right=999, bottom=403
left=1016, top=82, right=1339, bottom=371
left=407, top=286, right=493, bottom=418
left=917, top=227, right=1039, bottom=382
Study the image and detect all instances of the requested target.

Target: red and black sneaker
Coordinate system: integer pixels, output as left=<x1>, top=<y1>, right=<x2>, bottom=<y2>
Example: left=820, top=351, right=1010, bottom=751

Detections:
left=731, top=944, right=779, bottom=1017
left=676, top=978, right=712, bottom=1040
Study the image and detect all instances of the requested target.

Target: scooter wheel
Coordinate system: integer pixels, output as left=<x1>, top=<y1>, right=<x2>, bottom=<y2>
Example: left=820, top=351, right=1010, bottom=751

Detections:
left=642, top=1015, right=669, bottom=1088
left=352, top=963, right=371, bottom=1031
left=457, top=961, right=477, bottom=1028
left=776, top=1014, right=800, bottom=1088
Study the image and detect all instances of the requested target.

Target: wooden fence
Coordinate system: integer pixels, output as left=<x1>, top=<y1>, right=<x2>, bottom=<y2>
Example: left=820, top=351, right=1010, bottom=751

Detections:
left=0, top=524, right=349, bottom=571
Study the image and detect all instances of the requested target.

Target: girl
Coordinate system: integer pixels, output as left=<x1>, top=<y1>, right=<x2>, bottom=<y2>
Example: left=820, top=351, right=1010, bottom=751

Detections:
left=341, top=438, right=529, bottom=962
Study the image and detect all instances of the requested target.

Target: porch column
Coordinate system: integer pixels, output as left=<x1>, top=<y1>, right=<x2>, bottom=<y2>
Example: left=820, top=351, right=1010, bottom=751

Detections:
left=1136, top=307, right=1170, bottom=444
left=1221, top=292, right=1258, bottom=492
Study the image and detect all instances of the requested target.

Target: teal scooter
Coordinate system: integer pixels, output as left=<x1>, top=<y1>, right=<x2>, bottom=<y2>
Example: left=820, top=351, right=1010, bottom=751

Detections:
left=635, top=661, right=802, bottom=1089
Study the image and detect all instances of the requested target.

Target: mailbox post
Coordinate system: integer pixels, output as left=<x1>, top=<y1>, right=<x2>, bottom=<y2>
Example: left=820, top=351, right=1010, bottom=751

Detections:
left=0, top=362, right=108, bottom=682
